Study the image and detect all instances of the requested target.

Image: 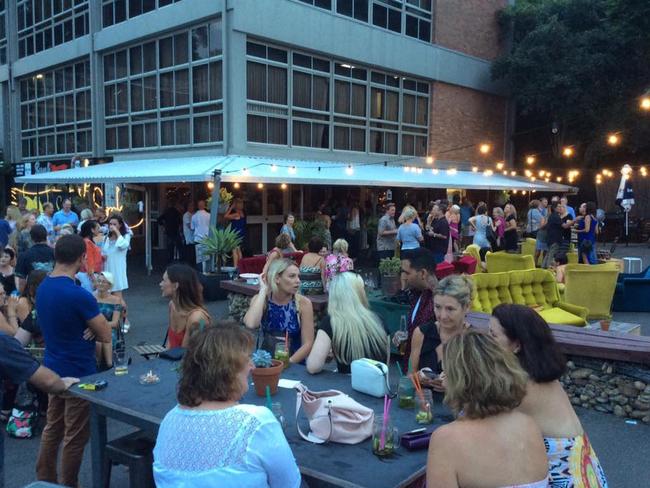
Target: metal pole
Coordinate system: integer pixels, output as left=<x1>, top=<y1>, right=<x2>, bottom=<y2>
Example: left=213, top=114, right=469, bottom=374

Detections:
left=145, top=188, right=152, bottom=275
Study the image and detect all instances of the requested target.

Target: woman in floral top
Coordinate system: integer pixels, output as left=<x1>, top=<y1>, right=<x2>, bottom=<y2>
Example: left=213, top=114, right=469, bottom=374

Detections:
left=324, top=238, right=353, bottom=292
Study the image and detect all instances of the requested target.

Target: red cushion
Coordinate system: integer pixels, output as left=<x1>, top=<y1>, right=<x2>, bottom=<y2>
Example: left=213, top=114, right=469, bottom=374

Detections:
left=454, top=256, right=477, bottom=275
left=237, top=256, right=266, bottom=274
left=435, top=261, right=455, bottom=280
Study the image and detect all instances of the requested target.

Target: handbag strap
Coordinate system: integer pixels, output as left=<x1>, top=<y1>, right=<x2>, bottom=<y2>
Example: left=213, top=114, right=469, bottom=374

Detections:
left=295, top=386, right=333, bottom=444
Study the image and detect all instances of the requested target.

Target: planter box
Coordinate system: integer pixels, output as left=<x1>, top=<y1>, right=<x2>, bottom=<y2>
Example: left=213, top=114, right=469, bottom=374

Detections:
left=200, top=272, right=229, bottom=301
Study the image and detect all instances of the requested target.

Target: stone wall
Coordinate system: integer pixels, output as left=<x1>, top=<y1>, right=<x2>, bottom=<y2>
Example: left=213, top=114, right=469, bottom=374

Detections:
left=561, top=356, right=650, bottom=424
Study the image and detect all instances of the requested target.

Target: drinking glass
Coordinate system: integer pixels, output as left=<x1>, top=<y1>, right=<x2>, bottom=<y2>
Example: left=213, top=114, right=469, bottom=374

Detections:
left=372, top=415, right=399, bottom=457
left=114, top=349, right=128, bottom=376
left=398, top=376, right=416, bottom=409
left=274, top=342, right=290, bottom=369
left=271, top=402, right=286, bottom=430
left=415, top=389, right=434, bottom=424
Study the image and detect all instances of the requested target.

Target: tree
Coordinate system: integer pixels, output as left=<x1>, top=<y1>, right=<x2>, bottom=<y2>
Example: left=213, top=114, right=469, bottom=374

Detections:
left=493, top=0, right=650, bottom=167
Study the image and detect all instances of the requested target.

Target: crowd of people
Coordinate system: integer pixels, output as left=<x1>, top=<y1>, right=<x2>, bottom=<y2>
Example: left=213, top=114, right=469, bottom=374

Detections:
left=0, top=191, right=611, bottom=488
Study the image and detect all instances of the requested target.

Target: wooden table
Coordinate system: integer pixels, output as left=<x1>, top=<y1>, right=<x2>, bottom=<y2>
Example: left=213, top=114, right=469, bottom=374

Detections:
left=586, top=320, right=641, bottom=336
left=73, top=360, right=448, bottom=488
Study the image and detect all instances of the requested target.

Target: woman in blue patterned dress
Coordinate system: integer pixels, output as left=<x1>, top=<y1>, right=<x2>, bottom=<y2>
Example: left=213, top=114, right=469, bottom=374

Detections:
left=244, top=258, right=314, bottom=363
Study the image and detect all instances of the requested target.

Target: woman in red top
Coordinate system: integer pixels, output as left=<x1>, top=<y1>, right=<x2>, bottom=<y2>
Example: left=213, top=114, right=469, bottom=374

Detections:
left=160, top=263, right=211, bottom=349
left=79, top=220, right=104, bottom=291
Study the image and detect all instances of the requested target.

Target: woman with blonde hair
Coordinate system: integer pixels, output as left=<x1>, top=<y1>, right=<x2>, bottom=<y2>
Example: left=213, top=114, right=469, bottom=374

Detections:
left=5, top=205, right=21, bottom=232
left=397, top=206, right=424, bottom=260
left=409, top=274, right=472, bottom=391
left=10, top=213, right=36, bottom=252
left=324, top=238, right=353, bottom=291
left=427, top=330, right=549, bottom=488
left=244, top=258, right=314, bottom=364
left=306, top=272, right=388, bottom=374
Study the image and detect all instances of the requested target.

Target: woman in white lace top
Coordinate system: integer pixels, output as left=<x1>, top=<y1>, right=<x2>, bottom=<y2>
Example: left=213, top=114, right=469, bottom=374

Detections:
left=153, top=324, right=301, bottom=488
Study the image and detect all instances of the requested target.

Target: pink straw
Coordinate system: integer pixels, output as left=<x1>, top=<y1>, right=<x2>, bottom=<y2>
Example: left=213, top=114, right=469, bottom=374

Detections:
left=380, top=395, right=388, bottom=450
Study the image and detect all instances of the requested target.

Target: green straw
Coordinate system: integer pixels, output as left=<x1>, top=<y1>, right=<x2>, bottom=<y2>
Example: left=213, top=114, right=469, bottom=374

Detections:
left=265, top=385, right=272, bottom=410
left=396, top=361, right=404, bottom=378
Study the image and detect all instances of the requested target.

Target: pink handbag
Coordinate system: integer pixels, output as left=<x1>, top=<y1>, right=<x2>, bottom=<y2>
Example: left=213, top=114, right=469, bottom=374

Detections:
left=295, top=383, right=374, bottom=444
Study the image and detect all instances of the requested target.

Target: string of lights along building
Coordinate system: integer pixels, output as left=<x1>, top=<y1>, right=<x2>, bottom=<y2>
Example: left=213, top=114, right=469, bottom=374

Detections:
left=0, top=0, right=513, bottom=253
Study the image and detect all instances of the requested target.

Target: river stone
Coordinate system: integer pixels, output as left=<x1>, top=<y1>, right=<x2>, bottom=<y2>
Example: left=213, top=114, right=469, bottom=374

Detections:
left=567, top=361, right=575, bottom=369
left=596, top=397, right=608, bottom=404
left=594, top=406, right=608, bottom=413
left=620, top=384, right=638, bottom=397
left=634, top=381, right=647, bottom=390
left=570, top=397, right=581, bottom=405
left=643, top=416, right=650, bottom=424
left=614, top=405, right=626, bottom=417
left=570, top=368, right=592, bottom=380
left=588, top=374, right=600, bottom=382
left=630, top=410, right=647, bottom=419
left=632, top=400, right=650, bottom=411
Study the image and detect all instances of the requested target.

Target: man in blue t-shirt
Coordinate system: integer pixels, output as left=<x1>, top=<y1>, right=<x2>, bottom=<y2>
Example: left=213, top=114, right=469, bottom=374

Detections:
left=35, top=234, right=110, bottom=487
left=52, top=198, right=79, bottom=235
left=0, top=332, right=79, bottom=488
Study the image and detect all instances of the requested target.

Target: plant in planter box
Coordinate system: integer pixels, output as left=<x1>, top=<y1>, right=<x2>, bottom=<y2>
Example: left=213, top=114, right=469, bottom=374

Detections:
left=200, top=225, right=243, bottom=273
left=293, top=218, right=327, bottom=251
left=250, top=350, right=284, bottom=396
left=378, top=257, right=402, bottom=297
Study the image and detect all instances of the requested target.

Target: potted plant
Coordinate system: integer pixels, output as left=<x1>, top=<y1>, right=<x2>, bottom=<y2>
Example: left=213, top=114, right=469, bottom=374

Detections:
left=217, top=187, right=234, bottom=214
left=198, top=225, right=243, bottom=301
left=293, top=218, right=327, bottom=251
left=250, top=350, right=284, bottom=396
left=379, top=257, right=402, bottom=297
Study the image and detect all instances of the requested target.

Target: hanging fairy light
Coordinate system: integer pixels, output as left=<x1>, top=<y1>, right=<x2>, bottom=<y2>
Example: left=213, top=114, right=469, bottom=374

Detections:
left=270, top=164, right=278, bottom=172
left=472, top=166, right=479, bottom=173
left=525, top=169, right=533, bottom=177
left=526, top=155, right=536, bottom=165
left=446, top=168, right=457, bottom=175
left=510, top=171, right=517, bottom=176
left=242, top=167, right=250, bottom=176
left=607, top=133, right=620, bottom=146
left=288, top=166, right=297, bottom=174
left=496, top=162, right=505, bottom=170
left=257, top=183, right=264, bottom=189
left=640, top=166, right=647, bottom=177
left=641, top=97, right=650, bottom=110
left=562, top=147, right=574, bottom=157
left=280, top=183, right=288, bottom=189
left=417, top=167, right=423, bottom=174
left=345, top=165, right=354, bottom=175
left=404, top=166, right=410, bottom=173
left=538, top=170, right=545, bottom=177
left=426, top=156, right=434, bottom=164
left=432, top=168, right=439, bottom=175
left=207, top=181, right=215, bottom=190
left=233, top=182, right=240, bottom=189
left=483, top=169, right=493, bottom=177
left=479, top=143, right=492, bottom=154
left=503, top=170, right=508, bottom=175
left=556, top=177, right=562, bottom=183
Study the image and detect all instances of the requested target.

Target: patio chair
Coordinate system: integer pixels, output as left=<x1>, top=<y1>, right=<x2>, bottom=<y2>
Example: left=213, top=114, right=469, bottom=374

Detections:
left=563, top=267, right=619, bottom=320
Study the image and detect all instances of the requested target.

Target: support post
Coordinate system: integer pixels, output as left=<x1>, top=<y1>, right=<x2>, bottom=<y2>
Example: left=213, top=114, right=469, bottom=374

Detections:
left=145, top=188, right=152, bottom=275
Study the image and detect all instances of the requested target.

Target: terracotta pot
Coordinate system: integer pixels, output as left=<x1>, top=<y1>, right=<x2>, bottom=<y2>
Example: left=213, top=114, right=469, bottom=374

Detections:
left=600, top=320, right=611, bottom=332
left=381, top=274, right=401, bottom=297
left=251, top=359, right=284, bottom=396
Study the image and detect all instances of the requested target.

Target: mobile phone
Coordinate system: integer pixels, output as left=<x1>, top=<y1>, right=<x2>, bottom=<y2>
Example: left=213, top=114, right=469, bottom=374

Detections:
left=419, top=369, right=438, bottom=380
left=78, top=380, right=108, bottom=391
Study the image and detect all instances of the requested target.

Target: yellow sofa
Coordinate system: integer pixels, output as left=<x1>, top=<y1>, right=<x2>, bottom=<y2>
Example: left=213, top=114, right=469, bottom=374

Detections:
left=485, top=252, right=535, bottom=273
left=463, top=244, right=484, bottom=273
left=563, top=266, right=620, bottom=320
left=471, top=269, right=588, bottom=326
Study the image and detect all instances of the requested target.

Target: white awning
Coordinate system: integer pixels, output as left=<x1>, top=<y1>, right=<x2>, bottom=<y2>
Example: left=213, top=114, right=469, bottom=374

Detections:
left=15, top=154, right=575, bottom=192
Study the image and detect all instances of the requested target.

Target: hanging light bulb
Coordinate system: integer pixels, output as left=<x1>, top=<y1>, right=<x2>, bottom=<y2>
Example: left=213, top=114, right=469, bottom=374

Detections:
left=472, top=166, right=479, bottom=172
left=404, top=166, right=410, bottom=173
left=562, top=147, right=574, bottom=157
left=556, top=177, right=562, bottom=182
left=446, top=168, right=457, bottom=175
left=257, top=183, right=264, bottom=189
left=607, top=133, right=620, bottom=146
left=280, top=183, right=287, bottom=190
left=496, top=162, right=505, bottom=170
left=432, top=168, right=439, bottom=175
left=233, top=182, right=240, bottom=189
left=426, top=156, right=434, bottom=164
left=345, top=165, right=354, bottom=175
left=641, top=97, right=650, bottom=110
left=417, top=167, right=423, bottom=174
left=270, top=164, right=278, bottom=172
left=479, top=143, right=491, bottom=154
left=526, top=155, right=536, bottom=165
left=288, top=166, right=297, bottom=174
left=510, top=171, right=517, bottom=176
left=207, top=181, right=215, bottom=190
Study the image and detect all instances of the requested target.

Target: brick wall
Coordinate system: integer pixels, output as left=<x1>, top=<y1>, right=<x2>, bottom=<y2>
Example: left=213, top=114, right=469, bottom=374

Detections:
left=428, top=81, right=507, bottom=164
left=433, top=0, right=508, bottom=61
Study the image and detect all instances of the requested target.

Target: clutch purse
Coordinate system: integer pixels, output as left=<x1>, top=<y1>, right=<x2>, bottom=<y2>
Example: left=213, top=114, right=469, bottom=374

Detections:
left=401, top=429, right=432, bottom=450
left=350, top=358, right=390, bottom=398
left=159, top=347, right=186, bottom=361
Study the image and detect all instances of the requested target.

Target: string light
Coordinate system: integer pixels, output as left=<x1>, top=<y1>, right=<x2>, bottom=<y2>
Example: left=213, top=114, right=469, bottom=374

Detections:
left=432, top=168, right=439, bottom=175
left=641, top=97, right=650, bottom=110
left=526, top=155, right=536, bottom=164
left=539, top=170, right=545, bottom=177
left=607, top=133, right=620, bottom=146
left=241, top=167, right=249, bottom=176
left=257, top=183, right=264, bottom=189
left=483, top=169, right=493, bottom=177
left=502, top=170, right=508, bottom=175
left=426, top=156, right=434, bottom=164
left=270, top=164, right=278, bottom=172
left=345, top=165, right=354, bottom=175
left=233, top=182, right=240, bottom=189
left=510, top=171, right=517, bottom=176
left=446, top=168, right=457, bottom=175
left=288, top=166, right=297, bottom=175
left=404, top=166, right=410, bottom=173
left=472, top=166, right=479, bottom=172
left=562, top=147, right=574, bottom=157
left=496, top=162, right=504, bottom=170
left=525, top=169, right=533, bottom=177
left=417, top=167, right=423, bottom=174
left=479, top=143, right=492, bottom=154
left=280, top=183, right=288, bottom=189
left=207, top=181, right=215, bottom=190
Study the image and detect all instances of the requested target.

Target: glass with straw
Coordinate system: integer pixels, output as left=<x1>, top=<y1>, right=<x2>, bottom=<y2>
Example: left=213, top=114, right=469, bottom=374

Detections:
left=372, top=395, right=398, bottom=457
left=412, top=372, right=433, bottom=424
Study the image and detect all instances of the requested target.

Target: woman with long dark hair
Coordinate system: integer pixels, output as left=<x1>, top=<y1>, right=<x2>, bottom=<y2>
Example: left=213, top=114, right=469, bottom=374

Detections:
left=160, top=263, right=212, bottom=349
left=489, top=304, right=608, bottom=487
left=102, top=214, right=131, bottom=297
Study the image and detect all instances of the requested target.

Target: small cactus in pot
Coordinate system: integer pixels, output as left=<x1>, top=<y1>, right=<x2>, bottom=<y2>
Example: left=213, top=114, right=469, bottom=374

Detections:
left=250, top=349, right=283, bottom=396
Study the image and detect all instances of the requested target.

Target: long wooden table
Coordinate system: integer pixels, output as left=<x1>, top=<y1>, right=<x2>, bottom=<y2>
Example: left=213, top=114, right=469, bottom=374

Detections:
left=73, top=360, right=448, bottom=488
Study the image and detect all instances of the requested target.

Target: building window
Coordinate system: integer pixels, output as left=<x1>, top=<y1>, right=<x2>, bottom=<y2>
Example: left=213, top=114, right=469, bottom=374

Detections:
left=102, top=0, right=183, bottom=28
left=297, top=0, right=431, bottom=42
left=20, top=59, right=92, bottom=159
left=17, top=0, right=89, bottom=59
left=246, top=40, right=429, bottom=155
left=0, top=1, right=6, bottom=64
left=104, top=19, right=223, bottom=151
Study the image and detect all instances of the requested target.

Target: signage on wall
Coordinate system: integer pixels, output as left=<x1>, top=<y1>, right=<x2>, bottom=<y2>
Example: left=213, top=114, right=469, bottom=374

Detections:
left=13, top=156, right=113, bottom=178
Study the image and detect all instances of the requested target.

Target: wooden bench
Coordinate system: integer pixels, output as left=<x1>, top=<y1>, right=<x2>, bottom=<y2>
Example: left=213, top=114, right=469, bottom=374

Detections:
left=467, top=312, right=650, bottom=366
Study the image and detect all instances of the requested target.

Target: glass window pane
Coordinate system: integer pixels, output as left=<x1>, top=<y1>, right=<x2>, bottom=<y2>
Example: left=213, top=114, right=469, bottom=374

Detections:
left=175, top=69, right=189, bottom=105
left=115, top=50, right=127, bottom=79
left=192, top=64, right=208, bottom=103
left=334, top=126, right=349, bottom=150
left=334, top=80, right=349, bottom=114
left=247, top=115, right=266, bottom=142
left=105, top=85, right=116, bottom=116
left=416, top=96, right=428, bottom=126
left=161, top=120, right=174, bottom=145
left=104, top=53, right=115, bottom=81
left=176, top=118, right=190, bottom=145
left=145, top=122, right=158, bottom=146
left=268, top=117, right=287, bottom=145
left=143, top=41, right=156, bottom=72
left=194, top=116, right=209, bottom=143
left=247, top=62, right=266, bottom=101
left=130, top=46, right=142, bottom=75
left=313, top=123, right=328, bottom=148
left=143, top=75, right=156, bottom=110
left=210, top=114, right=223, bottom=141
left=371, top=88, right=382, bottom=119
left=293, top=72, right=311, bottom=108
left=118, top=125, right=129, bottom=149
left=174, top=33, right=188, bottom=64
left=209, top=61, right=222, bottom=100
left=159, top=36, right=173, bottom=68
left=208, top=21, right=222, bottom=57
left=403, top=94, right=415, bottom=124
left=313, top=75, right=329, bottom=111
left=388, top=9, right=401, bottom=32
left=386, top=91, right=399, bottom=121
left=192, top=26, right=208, bottom=61
left=351, top=127, right=365, bottom=151
left=132, top=124, right=144, bottom=148
left=293, top=120, right=310, bottom=147
left=267, top=66, right=287, bottom=105
left=351, top=84, right=366, bottom=116
left=160, top=72, right=173, bottom=107
left=130, top=78, right=143, bottom=111
left=116, top=82, right=128, bottom=114
left=385, top=132, right=398, bottom=153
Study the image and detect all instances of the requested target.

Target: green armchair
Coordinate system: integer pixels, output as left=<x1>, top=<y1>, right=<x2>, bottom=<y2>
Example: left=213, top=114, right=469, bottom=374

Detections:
left=486, top=252, right=535, bottom=273
left=563, top=266, right=620, bottom=320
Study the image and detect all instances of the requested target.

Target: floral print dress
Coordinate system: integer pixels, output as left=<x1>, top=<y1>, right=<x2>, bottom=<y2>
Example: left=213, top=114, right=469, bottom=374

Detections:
left=324, top=253, right=353, bottom=291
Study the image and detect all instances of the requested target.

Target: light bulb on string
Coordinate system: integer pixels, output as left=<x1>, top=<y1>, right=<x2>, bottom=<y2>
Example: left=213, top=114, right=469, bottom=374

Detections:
left=526, top=155, right=536, bottom=165
left=510, top=171, right=517, bottom=176
left=288, top=166, right=297, bottom=175
left=257, top=183, right=264, bottom=189
left=503, top=170, right=508, bottom=175
left=562, top=147, right=574, bottom=157
left=446, top=168, right=457, bottom=175
left=607, top=133, right=620, bottom=146
left=280, top=183, right=287, bottom=190
left=432, top=168, right=439, bottom=175
left=345, top=165, right=354, bottom=175
left=404, top=166, right=410, bottom=173
left=417, top=167, right=423, bottom=174
left=496, top=162, right=504, bottom=170
left=233, top=182, right=240, bottom=189
left=641, top=97, right=650, bottom=111
left=472, top=166, right=479, bottom=173
left=479, top=143, right=492, bottom=154
left=426, top=156, right=434, bottom=164
left=270, top=164, right=278, bottom=172
left=207, top=181, right=214, bottom=190
left=556, top=177, right=562, bottom=182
